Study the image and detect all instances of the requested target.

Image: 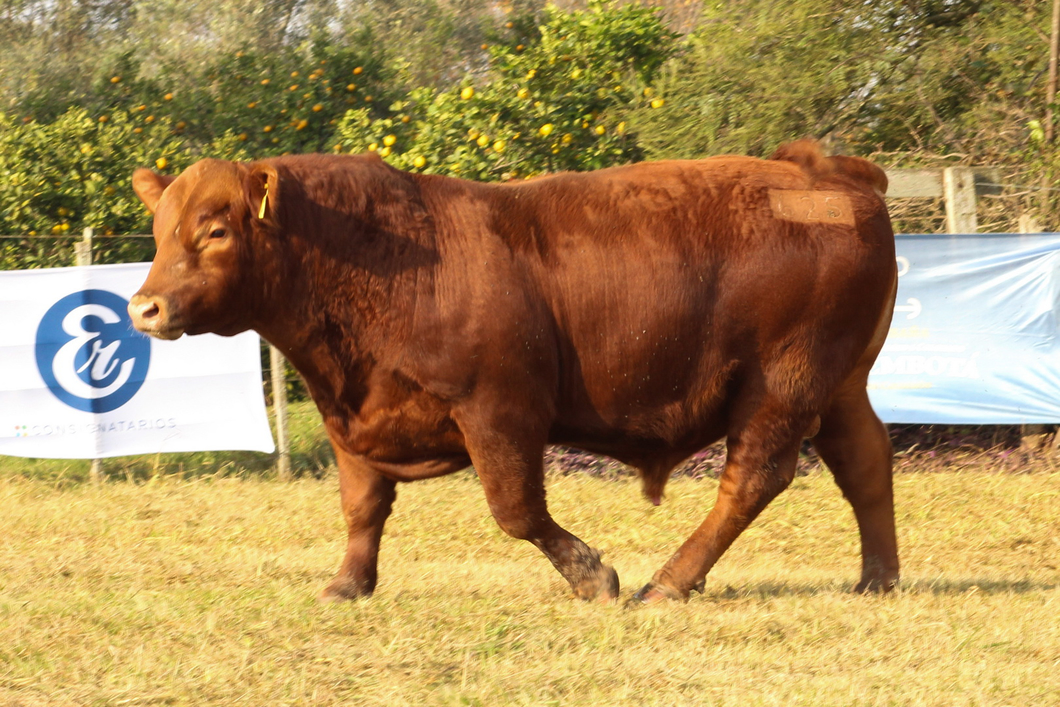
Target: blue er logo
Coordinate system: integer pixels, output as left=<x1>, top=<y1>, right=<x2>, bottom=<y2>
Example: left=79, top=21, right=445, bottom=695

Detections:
left=35, top=289, right=151, bottom=413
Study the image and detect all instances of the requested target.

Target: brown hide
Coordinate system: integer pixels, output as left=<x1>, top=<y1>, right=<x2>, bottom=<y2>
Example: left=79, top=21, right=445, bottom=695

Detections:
left=130, top=142, right=899, bottom=603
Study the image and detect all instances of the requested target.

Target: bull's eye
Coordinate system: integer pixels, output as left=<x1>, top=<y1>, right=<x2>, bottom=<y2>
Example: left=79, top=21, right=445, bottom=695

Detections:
left=208, top=228, right=227, bottom=240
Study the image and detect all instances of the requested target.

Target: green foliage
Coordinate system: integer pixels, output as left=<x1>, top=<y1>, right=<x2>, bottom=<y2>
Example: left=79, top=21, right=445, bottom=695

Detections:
left=0, top=103, right=251, bottom=249
left=353, top=0, right=519, bottom=89
left=118, top=36, right=396, bottom=157
left=1, top=109, right=167, bottom=267
left=0, top=107, right=257, bottom=267
left=0, top=35, right=396, bottom=269
left=856, top=1, right=1045, bottom=156
left=0, top=109, right=179, bottom=237
left=633, top=0, right=1048, bottom=163
left=334, top=0, right=676, bottom=180
left=630, top=1, right=902, bottom=159
left=4, top=0, right=1060, bottom=259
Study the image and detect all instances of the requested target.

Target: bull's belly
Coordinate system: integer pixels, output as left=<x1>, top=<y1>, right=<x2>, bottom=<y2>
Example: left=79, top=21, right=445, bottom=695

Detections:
left=339, top=391, right=728, bottom=480
left=547, top=397, right=730, bottom=464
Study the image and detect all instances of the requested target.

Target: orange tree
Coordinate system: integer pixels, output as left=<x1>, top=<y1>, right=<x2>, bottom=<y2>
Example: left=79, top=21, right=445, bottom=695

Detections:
left=0, top=37, right=393, bottom=268
left=0, top=1, right=678, bottom=272
left=333, top=0, right=677, bottom=179
left=106, top=35, right=395, bottom=157
left=0, top=108, right=246, bottom=267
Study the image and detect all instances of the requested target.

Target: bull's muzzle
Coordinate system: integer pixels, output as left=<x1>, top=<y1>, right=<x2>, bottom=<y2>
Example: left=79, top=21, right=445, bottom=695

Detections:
left=128, top=294, right=184, bottom=340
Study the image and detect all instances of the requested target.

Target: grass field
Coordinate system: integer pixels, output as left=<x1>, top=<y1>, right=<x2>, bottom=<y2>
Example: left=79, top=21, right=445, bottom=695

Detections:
left=1, top=451, right=1058, bottom=705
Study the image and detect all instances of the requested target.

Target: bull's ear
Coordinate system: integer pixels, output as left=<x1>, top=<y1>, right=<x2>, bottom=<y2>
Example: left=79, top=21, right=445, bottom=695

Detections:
left=244, top=164, right=281, bottom=224
left=132, top=169, right=175, bottom=214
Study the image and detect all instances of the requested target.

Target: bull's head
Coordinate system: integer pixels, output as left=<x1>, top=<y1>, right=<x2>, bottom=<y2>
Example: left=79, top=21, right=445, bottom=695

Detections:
left=128, top=159, right=281, bottom=339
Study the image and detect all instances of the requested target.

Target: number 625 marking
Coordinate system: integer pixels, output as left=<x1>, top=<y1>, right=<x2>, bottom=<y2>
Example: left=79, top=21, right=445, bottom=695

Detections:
left=768, top=189, right=856, bottom=227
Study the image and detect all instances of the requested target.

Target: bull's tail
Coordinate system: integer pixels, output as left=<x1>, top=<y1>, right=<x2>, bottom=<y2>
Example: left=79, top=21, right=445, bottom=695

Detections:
left=770, top=139, right=888, bottom=196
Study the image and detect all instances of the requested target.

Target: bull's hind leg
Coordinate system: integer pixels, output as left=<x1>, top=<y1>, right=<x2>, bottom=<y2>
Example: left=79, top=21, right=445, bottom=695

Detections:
left=812, top=381, right=899, bottom=592
left=457, top=412, right=619, bottom=602
left=633, top=404, right=806, bottom=603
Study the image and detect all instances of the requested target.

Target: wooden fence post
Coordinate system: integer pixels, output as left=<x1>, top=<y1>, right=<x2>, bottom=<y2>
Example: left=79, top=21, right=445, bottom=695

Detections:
left=74, top=227, right=94, bottom=268
left=269, top=345, right=292, bottom=481
left=1017, top=214, right=1042, bottom=234
left=943, top=167, right=978, bottom=234
left=75, top=228, right=104, bottom=484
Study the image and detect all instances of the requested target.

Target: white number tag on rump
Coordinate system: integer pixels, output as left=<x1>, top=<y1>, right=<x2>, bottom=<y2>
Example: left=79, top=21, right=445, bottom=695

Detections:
left=768, top=189, right=855, bottom=226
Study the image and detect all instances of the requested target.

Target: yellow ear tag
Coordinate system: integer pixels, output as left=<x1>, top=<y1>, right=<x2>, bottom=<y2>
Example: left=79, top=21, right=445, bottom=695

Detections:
left=258, top=182, right=269, bottom=219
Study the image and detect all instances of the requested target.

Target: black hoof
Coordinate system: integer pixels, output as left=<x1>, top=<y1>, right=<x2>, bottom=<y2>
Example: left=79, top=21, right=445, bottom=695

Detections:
left=318, top=577, right=374, bottom=602
left=626, top=581, right=686, bottom=607
left=573, top=563, right=620, bottom=603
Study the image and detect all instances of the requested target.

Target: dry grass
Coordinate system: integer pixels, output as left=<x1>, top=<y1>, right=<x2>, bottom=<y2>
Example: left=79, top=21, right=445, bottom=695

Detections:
left=0, top=465, right=1058, bottom=706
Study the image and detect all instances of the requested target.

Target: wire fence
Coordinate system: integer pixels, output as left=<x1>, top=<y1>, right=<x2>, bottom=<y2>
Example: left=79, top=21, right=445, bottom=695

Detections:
left=884, top=181, right=1050, bottom=236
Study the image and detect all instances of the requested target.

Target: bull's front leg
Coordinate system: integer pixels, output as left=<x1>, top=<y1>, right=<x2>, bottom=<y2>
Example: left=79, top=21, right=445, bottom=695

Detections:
left=455, top=407, right=619, bottom=603
left=319, top=445, right=397, bottom=601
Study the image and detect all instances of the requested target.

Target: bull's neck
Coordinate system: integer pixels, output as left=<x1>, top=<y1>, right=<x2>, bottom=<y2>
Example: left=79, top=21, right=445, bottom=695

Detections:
left=251, top=191, right=438, bottom=416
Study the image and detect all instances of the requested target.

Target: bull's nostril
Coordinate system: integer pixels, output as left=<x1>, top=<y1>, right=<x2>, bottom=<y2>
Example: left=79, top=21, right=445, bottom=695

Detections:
left=129, top=296, right=164, bottom=327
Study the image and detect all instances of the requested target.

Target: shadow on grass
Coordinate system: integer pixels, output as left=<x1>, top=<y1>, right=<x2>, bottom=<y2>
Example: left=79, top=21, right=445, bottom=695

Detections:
left=700, top=576, right=1056, bottom=600
left=901, top=577, right=1057, bottom=595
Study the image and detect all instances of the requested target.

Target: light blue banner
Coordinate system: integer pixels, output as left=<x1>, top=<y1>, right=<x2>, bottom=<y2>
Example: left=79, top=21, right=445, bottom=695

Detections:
left=868, top=233, right=1060, bottom=424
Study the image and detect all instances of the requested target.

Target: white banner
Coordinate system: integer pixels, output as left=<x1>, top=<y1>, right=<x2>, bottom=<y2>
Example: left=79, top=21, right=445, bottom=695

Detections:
left=0, top=263, right=275, bottom=459
left=869, top=233, right=1060, bottom=424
